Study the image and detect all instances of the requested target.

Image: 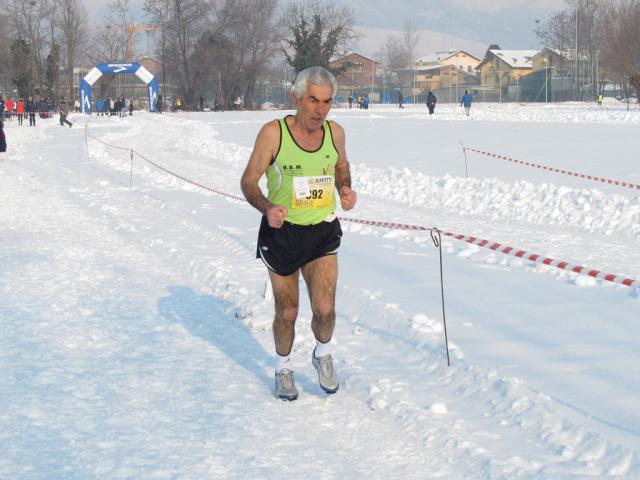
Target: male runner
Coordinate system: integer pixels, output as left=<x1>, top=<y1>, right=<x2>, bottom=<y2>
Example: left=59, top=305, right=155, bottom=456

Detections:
left=240, top=66, right=357, bottom=400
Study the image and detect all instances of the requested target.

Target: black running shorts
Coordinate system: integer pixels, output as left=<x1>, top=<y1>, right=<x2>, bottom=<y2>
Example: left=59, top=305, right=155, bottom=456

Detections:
left=256, top=216, right=342, bottom=276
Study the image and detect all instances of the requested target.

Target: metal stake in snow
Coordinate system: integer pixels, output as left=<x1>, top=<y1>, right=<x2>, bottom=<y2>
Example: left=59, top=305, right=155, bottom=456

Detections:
left=460, top=141, right=469, bottom=178
left=430, top=228, right=451, bottom=366
left=129, top=149, right=134, bottom=189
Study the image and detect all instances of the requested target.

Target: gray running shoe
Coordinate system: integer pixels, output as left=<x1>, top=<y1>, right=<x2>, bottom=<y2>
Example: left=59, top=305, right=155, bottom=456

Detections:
left=275, top=369, right=298, bottom=401
left=312, top=349, right=339, bottom=394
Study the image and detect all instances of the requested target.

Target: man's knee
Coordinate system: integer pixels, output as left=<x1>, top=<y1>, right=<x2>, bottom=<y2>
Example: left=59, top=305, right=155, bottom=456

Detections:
left=276, top=304, right=299, bottom=324
left=312, top=299, right=335, bottom=322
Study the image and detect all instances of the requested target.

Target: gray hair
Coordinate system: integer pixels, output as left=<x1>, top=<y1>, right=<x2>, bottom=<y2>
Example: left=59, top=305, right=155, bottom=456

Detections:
left=292, top=66, right=337, bottom=99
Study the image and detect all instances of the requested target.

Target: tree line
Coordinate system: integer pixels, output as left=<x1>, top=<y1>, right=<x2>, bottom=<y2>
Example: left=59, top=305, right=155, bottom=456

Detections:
left=3, top=0, right=638, bottom=108
left=540, top=0, right=640, bottom=99
left=0, top=0, right=359, bottom=109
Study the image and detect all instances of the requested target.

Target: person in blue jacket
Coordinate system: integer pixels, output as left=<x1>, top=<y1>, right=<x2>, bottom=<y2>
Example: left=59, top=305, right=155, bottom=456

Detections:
left=25, top=96, right=38, bottom=126
left=96, top=97, right=104, bottom=116
left=460, top=89, right=473, bottom=116
left=426, top=91, right=437, bottom=115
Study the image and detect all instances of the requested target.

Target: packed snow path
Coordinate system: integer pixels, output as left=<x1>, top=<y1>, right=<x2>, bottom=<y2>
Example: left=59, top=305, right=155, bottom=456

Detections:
left=1, top=103, right=638, bottom=478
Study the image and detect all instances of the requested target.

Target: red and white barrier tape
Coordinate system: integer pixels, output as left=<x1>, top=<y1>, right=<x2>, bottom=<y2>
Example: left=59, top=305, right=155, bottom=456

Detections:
left=465, top=147, right=640, bottom=192
left=134, top=150, right=246, bottom=203
left=85, top=132, right=639, bottom=289
left=341, top=217, right=639, bottom=289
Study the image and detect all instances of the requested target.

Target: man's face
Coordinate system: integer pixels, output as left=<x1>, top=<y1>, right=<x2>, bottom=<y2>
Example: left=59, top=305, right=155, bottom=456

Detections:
left=293, top=83, right=333, bottom=130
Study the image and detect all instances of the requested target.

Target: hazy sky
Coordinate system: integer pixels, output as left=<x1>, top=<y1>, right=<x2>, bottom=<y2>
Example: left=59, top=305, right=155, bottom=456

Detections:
left=83, top=0, right=569, bottom=52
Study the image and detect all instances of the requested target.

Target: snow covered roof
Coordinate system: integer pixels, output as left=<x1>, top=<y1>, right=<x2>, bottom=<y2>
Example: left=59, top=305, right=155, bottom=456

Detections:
left=332, top=51, right=376, bottom=64
left=416, top=50, right=479, bottom=66
left=530, top=48, right=571, bottom=62
left=416, top=52, right=452, bottom=65
left=490, top=49, right=538, bottom=68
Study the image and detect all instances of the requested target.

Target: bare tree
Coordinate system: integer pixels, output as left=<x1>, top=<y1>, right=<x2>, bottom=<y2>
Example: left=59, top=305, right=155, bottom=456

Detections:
left=190, top=0, right=279, bottom=109
left=374, top=35, right=406, bottom=94
left=1, top=0, right=55, bottom=94
left=56, top=0, right=87, bottom=101
left=110, top=0, right=134, bottom=27
left=0, top=20, right=11, bottom=83
left=144, top=0, right=171, bottom=91
left=576, top=0, right=604, bottom=99
left=402, top=18, right=420, bottom=67
left=168, top=0, right=206, bottom=104
left=540, top=10, right=573, bottom=53
left=229, top=0, right=280, bottom=107
left=402, top=18, right=420, bottom=100
left=88, top=23, right=126, bottom=64
left=377, top=34, right=408, bottom=71
left=542, top=0, right=605, bottom=99
left=600, top=0, right=640, bottom=100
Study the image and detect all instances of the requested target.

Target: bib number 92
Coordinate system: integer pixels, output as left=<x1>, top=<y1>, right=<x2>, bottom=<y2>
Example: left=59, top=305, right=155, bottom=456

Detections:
left=307, top=189, right=323, bottom=200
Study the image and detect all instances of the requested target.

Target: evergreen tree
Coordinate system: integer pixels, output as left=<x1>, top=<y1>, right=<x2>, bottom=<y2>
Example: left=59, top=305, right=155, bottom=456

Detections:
left=10, top=39, right=32, bottom=96
left=282, top=1, right=356, bottom=75
left=45, top=43, right=61, bottom=99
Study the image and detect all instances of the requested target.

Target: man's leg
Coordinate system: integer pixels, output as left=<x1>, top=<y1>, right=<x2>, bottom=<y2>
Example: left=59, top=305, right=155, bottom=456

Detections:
left=269, top=269, right=300, bottom=400
left=302, top=255, right=340, bottom=393
left=268, top=269, right=300, bottom=357
left=302, top=255, right=338, bottom=343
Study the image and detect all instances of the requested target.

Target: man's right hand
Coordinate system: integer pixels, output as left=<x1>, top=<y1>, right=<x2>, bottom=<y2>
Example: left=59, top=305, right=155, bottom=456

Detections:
left=266, top=205, right=288, bottom=228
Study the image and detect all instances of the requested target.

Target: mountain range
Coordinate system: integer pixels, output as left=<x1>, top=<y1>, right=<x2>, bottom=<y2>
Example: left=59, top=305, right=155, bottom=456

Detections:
left=337, top=0, right=566, bottom=53
left=83, top=0, right=566, bottom=59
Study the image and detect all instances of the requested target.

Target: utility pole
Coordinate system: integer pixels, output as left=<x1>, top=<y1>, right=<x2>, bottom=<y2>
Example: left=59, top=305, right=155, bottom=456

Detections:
left=283, top=62, right=287, bottom=107
left=575, top=1, right=579, bottom=101
left=545, top=53, right=548, bottom=103
left=535, top=19, right=540, bottom=51
left=449, top=65, right=452, bottom=103
left=371, top=58, right=375, bottom=106
left=382, top=68, right=385, bottom=104
left=499, top=60, right=502, bottom=103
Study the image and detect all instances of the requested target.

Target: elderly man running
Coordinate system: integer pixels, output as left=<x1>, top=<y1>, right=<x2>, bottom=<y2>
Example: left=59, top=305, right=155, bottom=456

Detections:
left=240, top=66, right=357, bottom=401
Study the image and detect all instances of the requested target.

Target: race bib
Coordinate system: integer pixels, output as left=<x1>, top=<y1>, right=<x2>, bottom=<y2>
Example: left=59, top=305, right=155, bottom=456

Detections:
left=292, top=176, right=334, bottom=209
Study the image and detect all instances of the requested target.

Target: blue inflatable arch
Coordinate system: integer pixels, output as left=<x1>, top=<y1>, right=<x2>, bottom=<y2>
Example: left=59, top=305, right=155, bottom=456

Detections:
left=80, top=62, right=159, bottom=114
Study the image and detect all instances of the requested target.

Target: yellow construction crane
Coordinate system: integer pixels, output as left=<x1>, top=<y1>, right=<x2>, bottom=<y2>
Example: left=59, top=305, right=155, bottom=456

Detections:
left=126, top=25, right=159, bottom=60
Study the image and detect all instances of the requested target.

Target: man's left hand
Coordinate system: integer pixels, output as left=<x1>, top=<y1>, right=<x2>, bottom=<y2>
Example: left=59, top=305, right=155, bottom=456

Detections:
left=339, top=186, right=357, bottom=211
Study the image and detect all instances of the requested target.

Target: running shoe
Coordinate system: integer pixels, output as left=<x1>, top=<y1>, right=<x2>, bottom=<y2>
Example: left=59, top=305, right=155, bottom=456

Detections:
left=312, top=349, right=339, bottom=394
left=275, top=369, right=298, bottom=401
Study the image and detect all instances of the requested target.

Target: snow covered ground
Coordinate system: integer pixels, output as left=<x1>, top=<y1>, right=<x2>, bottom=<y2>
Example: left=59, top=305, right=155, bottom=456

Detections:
left=1, top=100, right=638, bottom=479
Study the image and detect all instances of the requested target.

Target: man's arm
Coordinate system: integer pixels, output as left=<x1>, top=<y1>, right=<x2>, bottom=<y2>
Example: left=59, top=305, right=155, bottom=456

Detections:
left=330, top=121, right=357, bottom=211
left=240, top=120, right=288, bottom=227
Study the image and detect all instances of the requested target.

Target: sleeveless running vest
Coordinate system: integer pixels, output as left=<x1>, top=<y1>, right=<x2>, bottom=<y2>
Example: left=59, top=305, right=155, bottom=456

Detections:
left=266, top=116, right=339, bottom=225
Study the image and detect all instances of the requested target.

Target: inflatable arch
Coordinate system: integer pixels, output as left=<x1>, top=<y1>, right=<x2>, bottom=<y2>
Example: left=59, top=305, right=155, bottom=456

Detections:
left=80, top=62, right=159, bottom=114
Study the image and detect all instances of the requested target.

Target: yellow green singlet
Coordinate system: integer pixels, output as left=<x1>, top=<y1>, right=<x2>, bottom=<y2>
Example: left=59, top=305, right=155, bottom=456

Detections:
left=265, top=116, right=339, bottom=225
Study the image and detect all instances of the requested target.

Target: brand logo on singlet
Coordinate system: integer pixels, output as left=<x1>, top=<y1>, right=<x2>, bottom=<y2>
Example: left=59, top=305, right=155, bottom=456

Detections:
left=282, top=164, right=303, bottom=176
left=322, top=165, right=334, bottom=175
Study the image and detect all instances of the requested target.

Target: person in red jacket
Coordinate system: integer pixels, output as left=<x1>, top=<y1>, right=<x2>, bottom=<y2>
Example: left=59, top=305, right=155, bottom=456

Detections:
left=17, top=98, right=25, bottom=126
left=5, top=98, right=14, bottom=120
